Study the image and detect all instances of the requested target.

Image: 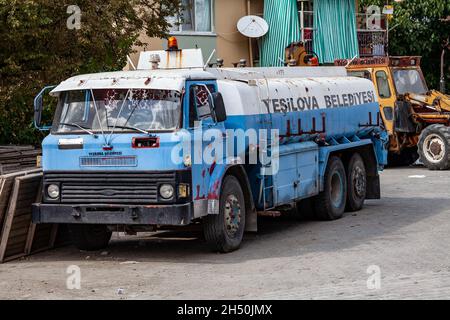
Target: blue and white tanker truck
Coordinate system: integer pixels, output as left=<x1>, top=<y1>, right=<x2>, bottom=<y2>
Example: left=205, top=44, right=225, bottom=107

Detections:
left=32, top=48, right=388, bottom=253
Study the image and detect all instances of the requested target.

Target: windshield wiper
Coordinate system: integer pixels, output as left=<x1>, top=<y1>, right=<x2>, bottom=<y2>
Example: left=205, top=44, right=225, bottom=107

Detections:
left=59, top=122, right=97, bottom=136
left=110, top=125, right=151, bottom=135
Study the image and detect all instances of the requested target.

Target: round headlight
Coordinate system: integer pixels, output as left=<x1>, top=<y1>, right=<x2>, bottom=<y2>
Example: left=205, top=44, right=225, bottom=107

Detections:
left=159, top=184, right=174, bottom=200
left=47, top=184, right=60, bottom=199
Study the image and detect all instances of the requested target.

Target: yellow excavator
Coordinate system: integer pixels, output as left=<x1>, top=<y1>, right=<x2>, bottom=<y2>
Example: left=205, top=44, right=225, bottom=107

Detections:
left=334, top=56, right=450, bottom=170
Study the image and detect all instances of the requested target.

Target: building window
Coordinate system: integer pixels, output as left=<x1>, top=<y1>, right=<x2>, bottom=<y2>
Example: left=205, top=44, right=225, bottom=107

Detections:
left=169, top=0, right=214, bottom=33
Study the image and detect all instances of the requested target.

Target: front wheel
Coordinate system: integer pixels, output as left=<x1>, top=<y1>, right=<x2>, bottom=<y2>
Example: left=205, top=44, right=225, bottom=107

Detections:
left=418, top=125, right=450, bottom=170
left=313, top=156, right=347, bottom=220
left=203, top=175, right=246, bottom=253
left=68, top=224, right=112, bottom=251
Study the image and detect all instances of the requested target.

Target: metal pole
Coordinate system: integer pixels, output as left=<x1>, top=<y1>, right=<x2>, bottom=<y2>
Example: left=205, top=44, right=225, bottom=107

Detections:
left=440, top=43, right=447, bottom=93
left=300, top=1, right=305, bottom=42
left=386, top=15, right=389, bottom=56
left=247, top=0, right=254, bottom=67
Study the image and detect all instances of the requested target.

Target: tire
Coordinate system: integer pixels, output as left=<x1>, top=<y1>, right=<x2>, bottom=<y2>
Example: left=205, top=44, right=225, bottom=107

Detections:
left=313, top=156, right=347, bottom=220
left=68, top=224, right=112, bottom=251
left=203, top=175, right=246, bottom=253
left=346, top=153, right=367, bottom=212
left=418, top=124, right=450, bottom=170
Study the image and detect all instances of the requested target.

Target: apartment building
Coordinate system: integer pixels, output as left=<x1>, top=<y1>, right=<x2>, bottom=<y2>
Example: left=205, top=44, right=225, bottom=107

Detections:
left=128, top=0, right=387, bottom=68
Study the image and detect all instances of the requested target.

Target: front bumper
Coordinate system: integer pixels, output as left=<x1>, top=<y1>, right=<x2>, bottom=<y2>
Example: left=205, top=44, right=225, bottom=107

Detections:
left=32, top=203, right=193, bottom=226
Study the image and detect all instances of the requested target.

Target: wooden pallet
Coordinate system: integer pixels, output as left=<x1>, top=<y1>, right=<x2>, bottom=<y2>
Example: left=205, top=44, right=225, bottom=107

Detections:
left=0, top=169, right=42, bottom=232
left=0, top=172, right=58, bottom=263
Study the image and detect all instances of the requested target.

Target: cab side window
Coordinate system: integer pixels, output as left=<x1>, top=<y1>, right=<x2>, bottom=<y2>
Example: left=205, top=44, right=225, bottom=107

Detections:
left=188, top=84, right=215, bottom=127
left=375, top=71, right=391, bottom=99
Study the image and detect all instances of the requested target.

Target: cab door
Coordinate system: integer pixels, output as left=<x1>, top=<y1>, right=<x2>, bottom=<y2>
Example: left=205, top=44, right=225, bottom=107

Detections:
left=372, top=67, right=397, bottom=136
left=183, top=80, right=226, bottom=217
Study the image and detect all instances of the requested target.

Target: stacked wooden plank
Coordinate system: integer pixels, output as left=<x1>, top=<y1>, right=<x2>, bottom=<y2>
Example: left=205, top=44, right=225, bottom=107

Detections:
left=0, top=154, right=71, bottom=262
left=0, top=171, right=60, bottom=263
left=0, top=169, right=42, bottom=232
left=0, top=145, right=41, bottom=175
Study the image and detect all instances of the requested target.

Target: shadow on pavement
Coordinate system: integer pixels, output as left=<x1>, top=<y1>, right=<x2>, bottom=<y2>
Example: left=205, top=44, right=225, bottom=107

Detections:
left=24, top=194, right=450, bottom=265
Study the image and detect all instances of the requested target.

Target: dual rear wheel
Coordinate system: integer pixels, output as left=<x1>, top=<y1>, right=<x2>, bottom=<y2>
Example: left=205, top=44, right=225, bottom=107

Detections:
left=313, top=153, right=366, bottom=221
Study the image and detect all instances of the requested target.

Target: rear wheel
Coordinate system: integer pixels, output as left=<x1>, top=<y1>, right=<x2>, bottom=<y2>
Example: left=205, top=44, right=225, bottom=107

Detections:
left=203, top=175, right=246, bottom=253
left=68, top=224, right=112, bottom=251
left=418, top=125, right=450, bottom=170
left=313, top=156, right=347, bottom=220
left=346, top=153, right=367, bottom=212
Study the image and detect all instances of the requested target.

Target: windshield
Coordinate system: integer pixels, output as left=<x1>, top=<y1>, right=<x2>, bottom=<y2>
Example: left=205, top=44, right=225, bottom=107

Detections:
left=53, top=89, right=182, bottom=133
left=393, top=69, right=428, bottom=95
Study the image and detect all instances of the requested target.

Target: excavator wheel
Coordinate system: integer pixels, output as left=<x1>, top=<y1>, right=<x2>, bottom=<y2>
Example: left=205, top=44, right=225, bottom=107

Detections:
left=418, top=124, right=450, bottom=170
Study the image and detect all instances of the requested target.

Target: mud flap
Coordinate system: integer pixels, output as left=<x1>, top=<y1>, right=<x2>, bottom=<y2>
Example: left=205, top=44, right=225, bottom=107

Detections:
left=366, top=175, right=381, bottom=199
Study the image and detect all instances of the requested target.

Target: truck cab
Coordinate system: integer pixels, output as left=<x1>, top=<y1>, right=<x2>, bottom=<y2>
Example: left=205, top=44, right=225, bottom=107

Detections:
left=33, top=67, right=238, bottom=251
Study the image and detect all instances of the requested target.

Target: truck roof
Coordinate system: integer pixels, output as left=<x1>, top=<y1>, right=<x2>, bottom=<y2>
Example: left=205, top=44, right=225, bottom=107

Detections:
left=50, top=69, right=212, bottom=95
left=50, top=66, right=348, bottom=95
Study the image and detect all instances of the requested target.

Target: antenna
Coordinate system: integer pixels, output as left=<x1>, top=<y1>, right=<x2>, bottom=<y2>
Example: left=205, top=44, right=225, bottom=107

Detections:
left=345, top=55, right=359, bottom=68
left=237, top=15, right=269, bottom=38
left=204, top=49, right=216, bottom=70
left=127, top=55, right=136, bottom=70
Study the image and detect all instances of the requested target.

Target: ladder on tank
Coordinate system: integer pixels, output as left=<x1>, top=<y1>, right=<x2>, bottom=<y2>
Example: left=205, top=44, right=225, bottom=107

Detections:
left=259, top=135, right=276, bottom=211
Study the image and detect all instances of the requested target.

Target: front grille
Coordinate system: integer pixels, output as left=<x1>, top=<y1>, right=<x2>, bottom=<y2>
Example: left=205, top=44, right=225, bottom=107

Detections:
left=44, top=171, right=179, bottom=204
left=80, top=156, right=137, bottom=167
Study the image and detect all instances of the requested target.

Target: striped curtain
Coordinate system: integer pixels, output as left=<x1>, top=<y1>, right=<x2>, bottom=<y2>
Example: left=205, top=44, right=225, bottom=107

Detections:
left=260, top=0, right=300, bottom=67
left=313, top=0, right=359, bottom=64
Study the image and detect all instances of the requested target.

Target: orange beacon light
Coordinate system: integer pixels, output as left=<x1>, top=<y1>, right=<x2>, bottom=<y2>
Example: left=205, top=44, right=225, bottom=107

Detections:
left=167, top=37, right=179, bottom=51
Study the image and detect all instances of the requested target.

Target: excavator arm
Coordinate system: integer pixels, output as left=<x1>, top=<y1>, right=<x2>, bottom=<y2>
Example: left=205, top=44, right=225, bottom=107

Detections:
left=405, top=90, right=450, bottom=113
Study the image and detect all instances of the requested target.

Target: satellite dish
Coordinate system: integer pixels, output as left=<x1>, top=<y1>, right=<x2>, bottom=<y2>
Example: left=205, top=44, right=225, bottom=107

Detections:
left=237, top=15, right=269, bottom=38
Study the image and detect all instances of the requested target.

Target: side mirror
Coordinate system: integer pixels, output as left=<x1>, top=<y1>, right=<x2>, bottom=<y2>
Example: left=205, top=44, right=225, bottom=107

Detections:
left=34, top=85, right=56, bottom=131
left=212, top=92, right=227, bottom=123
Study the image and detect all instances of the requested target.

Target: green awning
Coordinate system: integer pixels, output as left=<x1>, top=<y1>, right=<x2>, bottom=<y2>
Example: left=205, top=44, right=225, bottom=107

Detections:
left=261, top=0, right=300, bottom=67
left=313, top=0, right=359, bottom=64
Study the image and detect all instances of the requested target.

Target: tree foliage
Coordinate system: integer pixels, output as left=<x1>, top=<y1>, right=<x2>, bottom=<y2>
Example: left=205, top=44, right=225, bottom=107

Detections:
left=360, top=0, right=450, bottom=91
left=0, top=0, right=181, bottom=144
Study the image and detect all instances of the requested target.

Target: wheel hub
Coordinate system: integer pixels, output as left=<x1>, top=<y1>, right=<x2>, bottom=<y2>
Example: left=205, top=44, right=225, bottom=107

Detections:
left=353, top=166, right=366, bottom=198
left=224, top=194, right=241, bottom=236
left=430, top=141, right=442, bottom=156
left=424, top=134, right=445, bottom=163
